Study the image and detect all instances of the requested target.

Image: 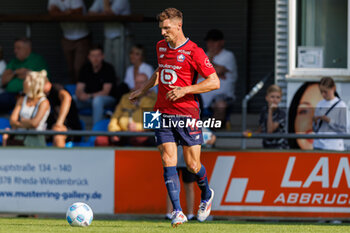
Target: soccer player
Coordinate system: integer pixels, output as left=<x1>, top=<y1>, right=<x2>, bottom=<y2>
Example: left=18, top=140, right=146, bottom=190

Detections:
left=129, top=8, right=220, bottom=227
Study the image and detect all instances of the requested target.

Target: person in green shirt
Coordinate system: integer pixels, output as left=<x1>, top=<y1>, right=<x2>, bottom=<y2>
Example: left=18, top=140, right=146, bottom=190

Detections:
left=0, top=37, right=49, bottom=113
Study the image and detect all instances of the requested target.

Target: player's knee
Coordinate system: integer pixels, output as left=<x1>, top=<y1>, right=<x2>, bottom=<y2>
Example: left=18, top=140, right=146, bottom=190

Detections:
left=161, top=153, right=176, bottom=166
left=187, top=163, right=200, bottom=174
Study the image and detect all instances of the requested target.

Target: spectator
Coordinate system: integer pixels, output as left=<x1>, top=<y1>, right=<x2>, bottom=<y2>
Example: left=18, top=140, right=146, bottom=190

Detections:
left=165, top=146, right=196, bottom=221
left=202, top=127, right=217, bottom=148
left=288, top=82, right=323, bottom=149
left=44, top=81, right=82, bottom=147
left=199, top=29, right=237, bottom=127
left=74, top=45, right=117, bottom=125
left=313, top=77, right=348, bottom=151
left=0, top=46, right=7, bottom=94
left=124, top=44, right=154, bottom=90
left=48, top=0, right=91, bottom=83
left=245, top=85, right=288, bottom=149
left=106, top=73, right=156, bottom=146
left=89, top=0, right=131, bottom=79
left=4, top=70, right=50, bottom=147
left=0, top=38, right=49, bottom=113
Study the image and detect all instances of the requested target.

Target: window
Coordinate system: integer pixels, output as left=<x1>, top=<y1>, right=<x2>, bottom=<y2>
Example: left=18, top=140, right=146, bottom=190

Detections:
left=289, top=0, right=350, bottom=76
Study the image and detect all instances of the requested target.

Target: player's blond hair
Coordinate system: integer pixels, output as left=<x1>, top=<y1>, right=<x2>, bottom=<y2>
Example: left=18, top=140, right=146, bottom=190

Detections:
left=157, top=8, right=183, bottom=22
left=25, top=70, right=47, bottom=99
left=266, top=84, right=282, bottom=95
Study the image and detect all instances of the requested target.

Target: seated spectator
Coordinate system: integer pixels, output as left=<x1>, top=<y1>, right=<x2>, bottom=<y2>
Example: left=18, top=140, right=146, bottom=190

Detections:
left=313, top=77, right=348, bottom=151
left=0, top=46, right=7, bottom=94
left=44, top=80, right=82, bottom=147
left=74, top=45, right=117, bottom=125
left=96, top=73, right=156, bottom=146
left=88, top=0, right=131, bottom=79
left=202, top=127, right=217, bottom=148
left=0, top=38, right=49, bottom=113
left=124, top=44, right=154, bottom=89
left=48, top=0, right=91, bottom=83
left=4, top=70, right=50, bottom=147
left=199, top=29, right=237, bottom=127
left=245, top=85, right=288, bottom=149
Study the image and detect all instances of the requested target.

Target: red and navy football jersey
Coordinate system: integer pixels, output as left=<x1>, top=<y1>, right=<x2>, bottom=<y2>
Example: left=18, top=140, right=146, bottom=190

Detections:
left=154, top=39, right=216, bottom=119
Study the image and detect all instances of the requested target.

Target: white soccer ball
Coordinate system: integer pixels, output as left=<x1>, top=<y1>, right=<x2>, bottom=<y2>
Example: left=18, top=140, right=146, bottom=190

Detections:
left=66, top=202, right=93, bottom=227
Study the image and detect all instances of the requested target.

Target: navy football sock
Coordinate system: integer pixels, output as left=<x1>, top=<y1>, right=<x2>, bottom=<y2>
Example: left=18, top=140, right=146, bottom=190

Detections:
left=195, top=165, right=211, bottom=201
left=163, top=166, right=182, bottom=211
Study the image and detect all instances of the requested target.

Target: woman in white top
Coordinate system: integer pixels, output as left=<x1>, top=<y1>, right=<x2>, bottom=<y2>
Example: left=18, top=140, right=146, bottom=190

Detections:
left=8, top=70, right=50, bottom=146
left=313, top=77, right=348, bottom=151
left=124, top=44, right=154, bottom=90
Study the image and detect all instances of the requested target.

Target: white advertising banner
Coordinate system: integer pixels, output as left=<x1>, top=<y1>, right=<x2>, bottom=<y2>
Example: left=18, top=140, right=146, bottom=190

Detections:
left=0, top=149, right=115, bottom=214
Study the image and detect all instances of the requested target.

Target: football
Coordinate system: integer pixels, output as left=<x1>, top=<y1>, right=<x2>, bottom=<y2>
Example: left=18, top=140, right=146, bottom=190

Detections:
left=66, top=202, right=93, bottom=227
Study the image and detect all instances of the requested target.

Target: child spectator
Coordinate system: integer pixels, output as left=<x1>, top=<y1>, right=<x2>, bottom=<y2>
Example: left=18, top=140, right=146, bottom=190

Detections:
left=245, top=84, right=288, bottom=149
left=313, top=77, right=348, bottom=151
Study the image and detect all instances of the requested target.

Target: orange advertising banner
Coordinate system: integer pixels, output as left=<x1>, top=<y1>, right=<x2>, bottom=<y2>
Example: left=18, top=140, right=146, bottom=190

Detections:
left=114, top=150, right=202, bottom=214
left=115, top=150, right=350, bottom=218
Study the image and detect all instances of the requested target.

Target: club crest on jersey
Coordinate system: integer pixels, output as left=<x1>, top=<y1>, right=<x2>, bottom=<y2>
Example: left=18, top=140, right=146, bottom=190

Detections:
left=205, top=58, right=213, bottom=68
left=177, top=54, right=186, bottom=63
left=159, top=47, right=167, bottom=52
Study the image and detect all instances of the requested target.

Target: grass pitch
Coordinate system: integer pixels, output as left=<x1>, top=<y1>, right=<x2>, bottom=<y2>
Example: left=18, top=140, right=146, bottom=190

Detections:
left=0, top=218, right=349, bottom=233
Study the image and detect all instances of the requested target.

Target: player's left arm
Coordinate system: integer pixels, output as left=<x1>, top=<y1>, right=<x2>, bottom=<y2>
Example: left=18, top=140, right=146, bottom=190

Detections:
left=166, top=72, right=220, bottom=101
left=213, top=64, right=229, bottom=77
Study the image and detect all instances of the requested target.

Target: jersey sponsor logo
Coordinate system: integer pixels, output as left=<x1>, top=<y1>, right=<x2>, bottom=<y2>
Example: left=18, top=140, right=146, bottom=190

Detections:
left=177, top=54, right=185, bottom=63
left=158, top=64, right=182, bottom=70
left=160, top=69, right=178, bottom=85
left=159, top=54, right=165, bottom=58
left=178, top=50, right=191, bottom=55
left=205, top=58, right=213, bottom=68
left=159, top=47, right=167, bottom=52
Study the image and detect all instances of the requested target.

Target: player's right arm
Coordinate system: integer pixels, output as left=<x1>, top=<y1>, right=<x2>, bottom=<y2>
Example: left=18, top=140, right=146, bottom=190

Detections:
left=129, top=67, right=159, bottom=102
left=166, top=72, right=220, bottom=101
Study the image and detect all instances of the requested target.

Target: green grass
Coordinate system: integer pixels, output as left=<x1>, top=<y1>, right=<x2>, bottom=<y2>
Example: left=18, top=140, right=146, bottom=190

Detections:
left=0, top=218, right=349, bottom=233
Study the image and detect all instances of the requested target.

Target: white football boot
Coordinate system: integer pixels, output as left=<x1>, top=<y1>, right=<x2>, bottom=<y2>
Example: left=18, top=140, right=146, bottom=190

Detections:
left=197, top=188, right=214, bottom=222
left=171, top=210, right=188, bottom=227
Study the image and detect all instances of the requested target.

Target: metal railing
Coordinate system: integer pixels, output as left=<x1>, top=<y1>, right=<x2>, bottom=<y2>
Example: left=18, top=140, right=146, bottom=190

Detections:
left=1, top=129, right=350, bottom=139
left=241, top=72, right=273, bottom=149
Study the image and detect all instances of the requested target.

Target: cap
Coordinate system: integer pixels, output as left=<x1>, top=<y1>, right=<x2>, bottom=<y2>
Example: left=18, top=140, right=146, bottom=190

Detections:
left=204, top=29, right=224, bottom=41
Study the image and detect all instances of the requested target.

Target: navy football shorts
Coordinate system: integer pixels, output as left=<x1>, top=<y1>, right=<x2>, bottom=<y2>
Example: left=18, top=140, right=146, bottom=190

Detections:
left=154, top=114, right=203, bottom=146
